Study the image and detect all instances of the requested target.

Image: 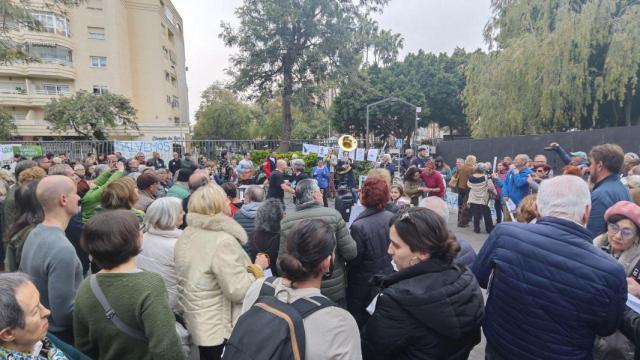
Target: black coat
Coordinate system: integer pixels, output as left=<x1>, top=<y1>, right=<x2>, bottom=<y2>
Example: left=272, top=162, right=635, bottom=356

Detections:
left=347, top=208, right=394, bottom=328
left=362, top=259, right=484, bottom=360
left=247, top=230, right=280, bottom=276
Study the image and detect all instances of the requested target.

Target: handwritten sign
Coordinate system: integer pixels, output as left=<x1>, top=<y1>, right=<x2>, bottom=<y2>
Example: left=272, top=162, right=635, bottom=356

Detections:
left=355, top=148, right=365, bottom=161
left=113, top=141, right=172, bottom=161
left=0, top=144, right=18, bottom=162
left=367, top=148, right=379, bottom=162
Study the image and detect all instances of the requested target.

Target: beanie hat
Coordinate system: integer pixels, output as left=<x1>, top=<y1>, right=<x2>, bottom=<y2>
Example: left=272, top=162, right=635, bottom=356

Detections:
left=136, top=172, right=159, bottom=190
left=605, top=201, right=640, bottom=230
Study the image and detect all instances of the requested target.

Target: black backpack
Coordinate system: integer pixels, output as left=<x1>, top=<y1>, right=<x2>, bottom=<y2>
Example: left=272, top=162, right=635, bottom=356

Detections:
left=222, top=277, right=335, bottom=360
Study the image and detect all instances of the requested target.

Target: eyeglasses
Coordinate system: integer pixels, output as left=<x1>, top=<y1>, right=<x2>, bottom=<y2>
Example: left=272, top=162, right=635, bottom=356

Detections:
left=608, top=223, right=637, bottom=240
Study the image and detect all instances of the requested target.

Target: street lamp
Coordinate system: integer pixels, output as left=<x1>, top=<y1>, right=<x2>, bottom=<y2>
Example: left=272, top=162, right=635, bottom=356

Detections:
left=366, top=97, right=421, bottom=150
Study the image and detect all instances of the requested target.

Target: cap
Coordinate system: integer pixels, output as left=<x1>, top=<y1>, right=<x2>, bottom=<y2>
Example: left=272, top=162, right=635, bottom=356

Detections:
left=605, top=201, right=640, bottom=230
left=418, top=145, right=428, bottom=151
left=570, top=151, right=587, bottom=161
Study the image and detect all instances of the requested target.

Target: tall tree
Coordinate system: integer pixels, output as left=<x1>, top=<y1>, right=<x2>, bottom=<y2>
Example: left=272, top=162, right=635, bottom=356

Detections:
left=44, top=91, right=138, bottom=140
left=220, top=0, right=390, bottom=151
left=0, top=110, right=17, bottom=140
left=464, top=0, right=640, bottom=138
left=0, top=0, right=84, bottom=63
left=193, top=84, right=253, bottom=140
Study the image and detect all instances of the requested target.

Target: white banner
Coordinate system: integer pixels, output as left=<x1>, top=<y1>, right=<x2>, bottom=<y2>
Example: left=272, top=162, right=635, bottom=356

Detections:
left=367, top=148, right=379, bottom=162
left=302, top=143, right=320, bottom=155
left=0, top=144, right=18, bottom=162
left=355, top=148, right=365, bottom=161
left=338, top=148, right=355, bottom=159
left=113, top=140, right=172, bottom=161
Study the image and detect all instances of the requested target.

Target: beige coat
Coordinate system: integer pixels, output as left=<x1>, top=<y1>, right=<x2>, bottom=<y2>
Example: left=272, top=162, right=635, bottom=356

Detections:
left=174, top=212, right=256, bottom=347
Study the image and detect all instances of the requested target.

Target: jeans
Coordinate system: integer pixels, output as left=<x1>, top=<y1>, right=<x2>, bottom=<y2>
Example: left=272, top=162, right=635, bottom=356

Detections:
left=494, top=196, right=503, bottom=223
left=469, top=203, right=494, bottom=233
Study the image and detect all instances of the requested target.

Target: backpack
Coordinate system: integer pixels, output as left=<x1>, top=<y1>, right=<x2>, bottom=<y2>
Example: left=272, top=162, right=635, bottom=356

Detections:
left=222, top=277, right=335, bottom=360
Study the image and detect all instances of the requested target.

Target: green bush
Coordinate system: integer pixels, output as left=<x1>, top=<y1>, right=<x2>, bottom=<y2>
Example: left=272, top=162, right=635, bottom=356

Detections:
left=250, top=150, right=318, bottom=172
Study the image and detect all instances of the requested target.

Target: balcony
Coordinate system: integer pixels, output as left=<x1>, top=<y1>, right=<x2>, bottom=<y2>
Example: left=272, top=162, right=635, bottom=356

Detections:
left=0, top=60, right=75, bottom=80
left=0, top=88, right=71, bottom=107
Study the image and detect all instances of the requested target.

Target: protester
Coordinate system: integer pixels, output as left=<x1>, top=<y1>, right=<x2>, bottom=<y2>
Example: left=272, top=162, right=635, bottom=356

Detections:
left=181, top=153, right=195, bottom=171
left=467, top=163, right=496, bottom=233
left=99, top=177, right=144, bottom=222
left=147, top=151, right=166, bottom=170
left=563, top=164, right=582, bottom=176
left=491, top=161, right=509, bottom=223
left=221, top=182, right=242, bottom=216
left=591, top=201, right=640, bottom=359
left=325, top=148, right=338, bottom=198
left=238, top=219, right=362, bottom=359
left=136, top=197, right=184, bottom=312
left=336, top=154, right=356, bottom=193
left=134, top=172, right=159, bottom=212
left=74, top=210, right=184, bottom=359
left=403, top=167, right=423, bottom=206
left=419, top=160, right=445, bottom=199
left=0, top=273, right=70, bottom=360
left=167, top=168, right=192, bottom=200
left=279, top=179, right=357, bottom=305
left=174, top=184, right=268, bottom=359
left=33, top=155, right=52, bottom=172
left=399, top=148, right=414, bottom=175
left=266, top=159, right=286, bottom=202
left=246, top=198, right=284, bottom=277
left=419, top=196, right=478, bottom=267
left=435, top=156, right=452, bottom=184
left=361, top=207, right=484, bottom=359
left=501, top=154, right=533, bottom=209
left=528, top=163, right=551, bottom=192
left=454, top=155, right=475, bottom=227
left=4, top=160, right=38, bottom=231
left=169, top=152, right=181, bottom=175
left=390, top=184, right=411, bottom=209
left=233, top=185, right=264, bottom=236
left=378, top=154, right=396, bottom=177
left=515, top=194, right=539, bottom=223
left=312, top=159, right=330, bottom=207
left=4, top=181, right=43, bottom=272
left=347, top=178, right=394, bottom=328
left=473, top=175, right=627, bottom=360
left=588, top=144, right=632, bottom=235
left=81, top=161, right=125, bottom=223
left=20, top=176, right=83, bottom=344
left=411, top=145, right=429, bottom=168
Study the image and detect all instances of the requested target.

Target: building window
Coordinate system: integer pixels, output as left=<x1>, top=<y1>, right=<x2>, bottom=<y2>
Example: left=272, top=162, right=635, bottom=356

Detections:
left=93, top=85, right=109, bottom=95
left=88, top=27, right=106, bottom=40
left=166, top=95, right=171, bottom=104
left=28, top=44, right=72, bottom=65
left=165, top=71, right=170, bottom=82
left=29, top=11, right=70, bottom=37
left=171, top=76, right=177, bottom=87
left=41, top=84, right=70, bottom=95
left=87, top=0, right=103, bottom=10
left=90, top=56, right=107, bottom=68
left=171, top=96, right=179, bottom=108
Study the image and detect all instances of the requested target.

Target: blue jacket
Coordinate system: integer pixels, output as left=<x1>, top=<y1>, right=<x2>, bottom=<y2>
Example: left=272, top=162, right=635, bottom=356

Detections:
left=472, top=217, right=627, bottom=360
left=501, top=167, right=532, bottom=205
left=588, top=174, right=631, bottom=236
left=312, top=166, right=330, bottom=189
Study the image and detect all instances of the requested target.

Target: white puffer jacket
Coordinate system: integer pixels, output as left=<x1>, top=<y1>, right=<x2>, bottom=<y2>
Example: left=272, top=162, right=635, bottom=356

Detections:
left=175, top=212, right=257, bottom=347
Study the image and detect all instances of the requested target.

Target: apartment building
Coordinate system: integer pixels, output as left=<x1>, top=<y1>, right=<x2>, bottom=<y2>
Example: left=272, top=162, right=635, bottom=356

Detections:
left=0, top=0, right=189, bottom=140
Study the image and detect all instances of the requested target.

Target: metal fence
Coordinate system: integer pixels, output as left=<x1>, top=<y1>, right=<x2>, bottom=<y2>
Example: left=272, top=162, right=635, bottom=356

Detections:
left=2, top=138, right=349, bottom=162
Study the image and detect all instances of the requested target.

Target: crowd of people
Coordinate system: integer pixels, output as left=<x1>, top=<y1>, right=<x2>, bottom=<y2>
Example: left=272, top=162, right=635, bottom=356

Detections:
left=0, top=141, right=640, bottom=360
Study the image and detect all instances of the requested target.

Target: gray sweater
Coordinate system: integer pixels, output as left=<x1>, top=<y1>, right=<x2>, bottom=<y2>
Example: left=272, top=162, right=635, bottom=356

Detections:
left=19, top=224, right=83, bottom=334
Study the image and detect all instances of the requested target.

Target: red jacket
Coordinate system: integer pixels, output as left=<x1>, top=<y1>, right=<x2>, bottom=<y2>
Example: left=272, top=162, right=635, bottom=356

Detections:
left=263, top=159, right=272, bottom=178
left=420, top=170, right=446, bottom=198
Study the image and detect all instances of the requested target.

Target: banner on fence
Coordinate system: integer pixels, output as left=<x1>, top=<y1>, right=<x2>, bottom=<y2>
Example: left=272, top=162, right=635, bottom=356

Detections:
left=302, top=143, right=319, bottom=155
left=355, top=148, right=365, bottom=161
left=0, top=144, right=18, bottom=162
left=338, top=148, right=355, bottom=160
left=113, top=140, right=172, bottom=161
left=367, top=148, right=379, bottom=162
left=13, top=145, right=41, bottom=158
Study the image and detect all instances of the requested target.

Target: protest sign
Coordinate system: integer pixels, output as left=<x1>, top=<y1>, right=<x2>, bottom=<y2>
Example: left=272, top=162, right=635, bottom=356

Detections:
left=0, top=144, right=17, bottom=162
left=113, top=140, right=172, bottom=161
left=13, top=145, right=42, bottom=158
left=367, top=148, right=379, bottom=162
left=355, top=148, right=365, bottom=161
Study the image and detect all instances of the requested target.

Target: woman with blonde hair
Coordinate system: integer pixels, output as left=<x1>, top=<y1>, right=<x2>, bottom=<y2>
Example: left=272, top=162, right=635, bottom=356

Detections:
left=175, top=184, right=268, bottom=359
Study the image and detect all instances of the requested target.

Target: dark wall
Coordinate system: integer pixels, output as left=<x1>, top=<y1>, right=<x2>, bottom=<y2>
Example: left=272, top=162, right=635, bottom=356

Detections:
left=435, top=125, right=640, bottom=173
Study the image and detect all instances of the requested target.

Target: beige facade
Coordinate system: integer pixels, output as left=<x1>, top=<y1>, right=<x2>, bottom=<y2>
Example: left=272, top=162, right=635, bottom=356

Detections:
left=0, top=0, right=189, bottom=140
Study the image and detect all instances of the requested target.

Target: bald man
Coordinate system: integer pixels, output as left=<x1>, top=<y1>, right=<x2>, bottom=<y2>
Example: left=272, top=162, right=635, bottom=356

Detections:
left=19, top=175, right=83, bottom=344
left=267, top=159, right=287, bottom=202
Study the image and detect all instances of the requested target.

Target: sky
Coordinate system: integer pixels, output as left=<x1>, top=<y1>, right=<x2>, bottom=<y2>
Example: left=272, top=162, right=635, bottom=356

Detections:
left=171, top=0, right=493, bottom=124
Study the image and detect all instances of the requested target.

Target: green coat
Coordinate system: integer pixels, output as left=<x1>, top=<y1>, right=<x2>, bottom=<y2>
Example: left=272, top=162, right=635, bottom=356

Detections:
left=279, top=202, right=357, bottom=302
left=81, top=170, right=124, bottom=223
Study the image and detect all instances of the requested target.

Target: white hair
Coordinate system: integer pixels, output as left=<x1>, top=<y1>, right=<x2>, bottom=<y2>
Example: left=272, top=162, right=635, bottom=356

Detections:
left=537, top=175, right=590, bottom=223
left=419, top=196, right=450, bottom=223
left=515, top=154, right=530, bottom=162
left=626, top=175, right=640, bottom=189
left=144, top=197, right=183, bottom=230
